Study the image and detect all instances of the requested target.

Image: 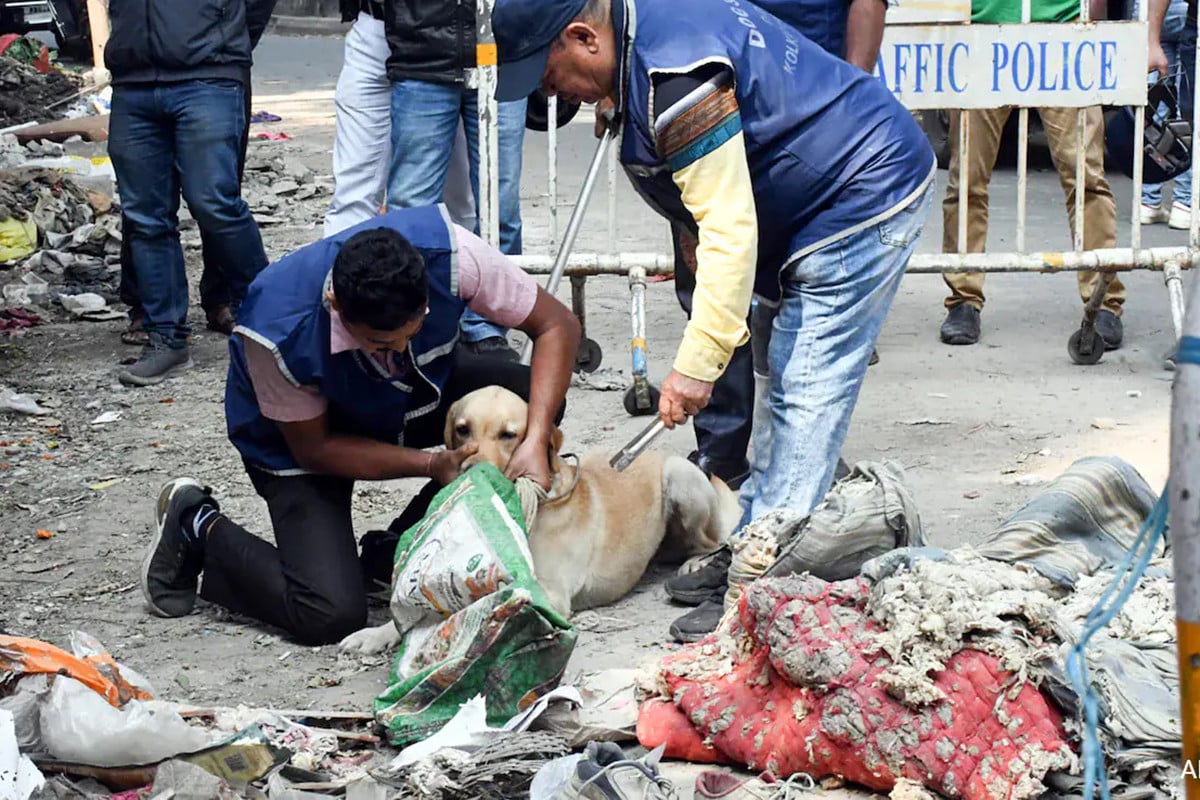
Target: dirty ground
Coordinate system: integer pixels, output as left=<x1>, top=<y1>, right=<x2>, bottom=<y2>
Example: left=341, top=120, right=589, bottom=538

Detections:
left=0, top=30, right=1183, bottom=797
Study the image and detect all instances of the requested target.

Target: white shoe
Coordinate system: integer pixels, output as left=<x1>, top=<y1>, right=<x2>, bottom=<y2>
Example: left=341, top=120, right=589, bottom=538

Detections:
left=1141, top=203, right=1169, bottom=224
left=1169, top=201, right=1193, bottom=230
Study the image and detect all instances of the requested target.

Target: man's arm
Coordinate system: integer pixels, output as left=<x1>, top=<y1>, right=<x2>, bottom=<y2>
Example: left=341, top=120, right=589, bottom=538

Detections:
left=452, top=225, right=580, bottom=487
left=651, top=65, right=758, bottom=425
left=844, top=0, right=888, bottom=72
left=241, top=337, right=476, bottom=483
left=1148, top=0, right=1170, bottom=74
left=246, top=0, right=279, bottom=49
left=512, top=288, right=581, bottom=449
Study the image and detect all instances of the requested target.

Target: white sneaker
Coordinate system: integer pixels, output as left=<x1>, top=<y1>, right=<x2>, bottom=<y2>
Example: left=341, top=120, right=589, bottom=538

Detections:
left=1141, top=203, right=1169, bottom=224
left=1169, top=201, right=1193, bottom=230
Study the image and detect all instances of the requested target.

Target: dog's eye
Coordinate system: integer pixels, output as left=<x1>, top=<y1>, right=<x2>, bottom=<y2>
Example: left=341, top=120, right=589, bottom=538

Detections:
left=455, top=424, right=470, bottom=438
left=499, top=431, right=517, bottom=440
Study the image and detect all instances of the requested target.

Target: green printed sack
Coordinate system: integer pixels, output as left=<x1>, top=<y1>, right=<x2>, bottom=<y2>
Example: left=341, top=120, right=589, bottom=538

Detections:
left=373, top=463, right=576, bottom=746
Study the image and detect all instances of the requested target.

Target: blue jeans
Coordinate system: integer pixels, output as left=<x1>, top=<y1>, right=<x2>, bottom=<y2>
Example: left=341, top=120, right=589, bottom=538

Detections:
left=109, top=79, right=267, bottom=347
left=735, top=184, right=934, bottom=530
left=387, top=80, right=527, bottom=343
left=1144, top=0, right=1194, bottom=207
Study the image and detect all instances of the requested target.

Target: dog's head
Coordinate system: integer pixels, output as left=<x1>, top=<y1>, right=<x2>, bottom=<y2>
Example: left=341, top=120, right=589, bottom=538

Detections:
left=443, top=386, right=563, bottom=473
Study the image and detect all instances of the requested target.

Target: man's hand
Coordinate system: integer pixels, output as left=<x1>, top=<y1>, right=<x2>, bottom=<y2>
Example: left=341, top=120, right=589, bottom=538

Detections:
left=504, top=436, right=553, bottom=491
left=659, top=369, right=714, bottom=429
left=594, top=98, right=616, bottom=138
left=1149, top=40, right=1169, bottom=76
left=429, top=442, right=479, bottom=485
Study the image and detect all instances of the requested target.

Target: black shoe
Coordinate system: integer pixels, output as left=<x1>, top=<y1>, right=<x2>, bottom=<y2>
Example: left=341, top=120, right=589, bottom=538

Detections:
left=1095, top=310, right=1123, bottom=350
left=669, top=591, right=727, bottom=643
left=142, top=478, right=214, bottom=618
left=940, top=304, right=981, bottom=345
left=463, top=335, right=519, bottom=363
left=665, top=547, right=731, bottom=605
left=686, top=450, right=750, bottom=491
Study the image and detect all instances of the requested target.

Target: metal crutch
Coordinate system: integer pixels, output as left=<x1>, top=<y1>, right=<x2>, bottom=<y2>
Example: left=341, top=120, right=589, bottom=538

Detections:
left=519, top=123, right=614, bottom=368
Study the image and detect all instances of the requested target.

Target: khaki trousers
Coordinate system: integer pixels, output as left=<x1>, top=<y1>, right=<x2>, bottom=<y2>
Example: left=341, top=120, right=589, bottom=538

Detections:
left=941, top=106, right=1124, bottom=314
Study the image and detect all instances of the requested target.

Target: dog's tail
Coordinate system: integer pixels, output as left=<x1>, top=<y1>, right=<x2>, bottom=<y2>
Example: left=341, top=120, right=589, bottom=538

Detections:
left=708, top=475, right=743, bottom=542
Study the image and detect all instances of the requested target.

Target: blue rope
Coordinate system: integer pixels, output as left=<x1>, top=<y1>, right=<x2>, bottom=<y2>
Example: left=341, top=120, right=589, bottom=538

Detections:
left=1065, top=489, right=1170, bottom=800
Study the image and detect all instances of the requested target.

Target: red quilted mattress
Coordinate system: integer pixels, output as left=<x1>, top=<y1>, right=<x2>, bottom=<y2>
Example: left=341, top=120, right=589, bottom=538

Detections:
left=638, top=575, right=1075, bottom=799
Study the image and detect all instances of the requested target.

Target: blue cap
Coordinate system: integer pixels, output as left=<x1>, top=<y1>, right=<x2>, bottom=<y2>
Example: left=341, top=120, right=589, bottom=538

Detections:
left=493, top=0, right=588, bottom=102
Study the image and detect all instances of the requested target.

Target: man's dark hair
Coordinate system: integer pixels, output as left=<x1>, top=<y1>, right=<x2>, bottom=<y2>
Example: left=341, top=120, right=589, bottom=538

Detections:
left=331, top=227, right=429, bottom=330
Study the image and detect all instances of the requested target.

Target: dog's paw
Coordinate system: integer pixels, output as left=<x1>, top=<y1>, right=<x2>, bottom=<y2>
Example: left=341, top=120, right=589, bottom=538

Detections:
left=338, top=623, right=400, bottom=655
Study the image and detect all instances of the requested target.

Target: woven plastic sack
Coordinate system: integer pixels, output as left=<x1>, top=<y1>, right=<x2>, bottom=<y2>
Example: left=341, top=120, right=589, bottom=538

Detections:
left=374, top=464, right=576, bottom=746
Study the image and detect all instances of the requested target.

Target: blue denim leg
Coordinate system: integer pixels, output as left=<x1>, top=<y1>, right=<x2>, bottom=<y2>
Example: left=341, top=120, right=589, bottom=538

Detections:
left=737, top=185, right=933, bottom=527
left=109, top=85, right=188, bottom=346
left=169, top=80, right=267, bottom=310
left=458, top=95, right=528, bottom=342
left=387, top=81, right=463, bottom=211
left=1175, top=32, right=1195, bottom=207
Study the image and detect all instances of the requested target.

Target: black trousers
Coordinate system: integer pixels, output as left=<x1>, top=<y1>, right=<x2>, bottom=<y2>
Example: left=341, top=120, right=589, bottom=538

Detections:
left=670, top=222, right=754, bottom=483
left=119, top=85, right=253, bottom=315
left=199, top=349, right=562, bottom=646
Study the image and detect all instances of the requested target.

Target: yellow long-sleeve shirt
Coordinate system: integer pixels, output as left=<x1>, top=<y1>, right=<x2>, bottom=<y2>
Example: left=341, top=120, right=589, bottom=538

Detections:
left=652, top=67, right=759, bottom=382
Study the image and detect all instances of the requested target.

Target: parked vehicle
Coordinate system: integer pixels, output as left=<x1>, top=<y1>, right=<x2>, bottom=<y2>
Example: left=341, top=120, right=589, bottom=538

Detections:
left=0, top=0, right=90, bottom=61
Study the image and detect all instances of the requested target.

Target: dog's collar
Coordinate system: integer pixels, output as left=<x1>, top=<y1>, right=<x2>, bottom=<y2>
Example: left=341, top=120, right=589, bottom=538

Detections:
left=544, top=452, right=582, bottom=506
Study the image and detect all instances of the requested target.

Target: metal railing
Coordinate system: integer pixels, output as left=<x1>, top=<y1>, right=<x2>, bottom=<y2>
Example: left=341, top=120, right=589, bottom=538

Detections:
left=474, top=0, right=1196, bottom=373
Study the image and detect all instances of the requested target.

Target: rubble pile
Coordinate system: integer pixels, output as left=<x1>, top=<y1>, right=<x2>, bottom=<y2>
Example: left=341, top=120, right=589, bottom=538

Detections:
left=0, top=138, right=121, bottom=302
left=242, top=144, right=332, bottom=227
left=0, top=57, right=82, bottom=129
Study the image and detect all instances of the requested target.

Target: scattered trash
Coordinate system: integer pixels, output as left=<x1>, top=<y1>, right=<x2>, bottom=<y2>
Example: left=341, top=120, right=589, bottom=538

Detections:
left=1091, top=417, right=1118, bottom=430
left=570, top=367, right=626, bottom=391
left=1126, top=390, right=1142, bottom=398
left=253, top=131, right=292, bottom=141
left=59, top=293, right=106, bottom=317
left=897, top=418, right=950, bottom=426
left=0, top=386, right=49, bottom=415
left=35, top=529, right=53, bottom=539
left=88, top=478, right=121, bottom=491
left=532, top=670, right=639, bottom=747
left=0, top=709, right=44, bottom=800
left=0, top=308, right=43, bottom=332
left=963, top=489, right=980, bottom=499
left=89, top=411, right=121, bottom=425
left=0, top=57, right=83, bottom=129
left=250, top=111, right=283, bottom=124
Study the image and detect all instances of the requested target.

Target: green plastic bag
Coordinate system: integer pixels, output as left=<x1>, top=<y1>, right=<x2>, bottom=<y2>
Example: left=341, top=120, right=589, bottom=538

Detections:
left=374, top=463, right=576, bottom=746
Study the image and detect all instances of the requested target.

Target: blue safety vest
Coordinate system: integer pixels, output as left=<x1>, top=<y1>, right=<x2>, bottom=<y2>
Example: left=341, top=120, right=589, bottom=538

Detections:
left=616, top=0, right=935, bottom=302
left=225, top=206, right=465, bottom=474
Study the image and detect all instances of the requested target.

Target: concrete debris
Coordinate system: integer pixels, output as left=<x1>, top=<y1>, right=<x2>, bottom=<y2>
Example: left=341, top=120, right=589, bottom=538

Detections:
left=242, top=144, right=331, bottom=226
left=0, top=57, right=83, bottom=129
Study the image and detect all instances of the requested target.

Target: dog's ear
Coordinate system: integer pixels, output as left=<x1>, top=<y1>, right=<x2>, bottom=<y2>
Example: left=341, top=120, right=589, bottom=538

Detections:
left=444, top=399, right=463, bottom=448
left=548, top=426, right=564, bottom=454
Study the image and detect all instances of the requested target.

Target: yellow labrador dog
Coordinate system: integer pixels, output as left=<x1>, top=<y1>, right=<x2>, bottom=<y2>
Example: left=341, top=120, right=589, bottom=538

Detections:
left=339, top=385, right=740, bottom=654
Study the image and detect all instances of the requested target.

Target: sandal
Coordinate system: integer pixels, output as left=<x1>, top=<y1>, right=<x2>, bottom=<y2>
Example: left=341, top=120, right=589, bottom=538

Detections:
left=121, top=314, right=149, bottom=346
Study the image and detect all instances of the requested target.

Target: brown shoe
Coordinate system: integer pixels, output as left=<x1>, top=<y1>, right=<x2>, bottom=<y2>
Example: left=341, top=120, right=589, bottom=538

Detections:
left=205, top=306, right=235, bottom=336
left=121, top=313, right=149, bottom=346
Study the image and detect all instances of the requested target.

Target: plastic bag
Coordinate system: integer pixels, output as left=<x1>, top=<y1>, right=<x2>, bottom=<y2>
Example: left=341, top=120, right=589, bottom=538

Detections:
left=39, top=676, right=212, bottom=767
left=375, top=464, right=576, bottom=746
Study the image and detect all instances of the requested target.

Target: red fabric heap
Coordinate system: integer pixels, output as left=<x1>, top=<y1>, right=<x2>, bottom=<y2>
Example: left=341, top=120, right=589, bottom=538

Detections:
left=638, top=575, right=1074, bottom=799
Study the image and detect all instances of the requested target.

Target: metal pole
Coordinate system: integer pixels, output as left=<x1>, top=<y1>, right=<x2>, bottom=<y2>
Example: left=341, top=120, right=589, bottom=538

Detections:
left=1016, top=0, right=1032, bottom=252
left=957, top=111, right=969, bottom=254
left=1170, top=261, right=1200, bottom=800
left=628, top=267, right=652, bottom=411
left=507, top=245, right=1195, bottom=274
left=519, top=129, right=614, bottom=364
left=475, top=0, right=500, bottom=247
left=548, top=94, right=559, bottom=249
left=608, top=131, right=618, bottom=253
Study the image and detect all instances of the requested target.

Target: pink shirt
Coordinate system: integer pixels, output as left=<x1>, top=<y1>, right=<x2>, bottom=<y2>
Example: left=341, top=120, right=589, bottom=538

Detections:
left=243, top=224, right=538, bottom=423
